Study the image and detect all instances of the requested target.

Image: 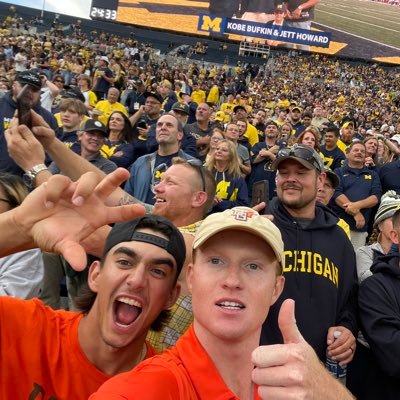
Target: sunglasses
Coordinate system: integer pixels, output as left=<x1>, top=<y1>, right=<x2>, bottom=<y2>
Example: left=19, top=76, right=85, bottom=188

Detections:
left=54, top=79, right=64, bottom=83
left=186, top=158, right=206, bottom=192
left=277, top=144, right=324, bottom=172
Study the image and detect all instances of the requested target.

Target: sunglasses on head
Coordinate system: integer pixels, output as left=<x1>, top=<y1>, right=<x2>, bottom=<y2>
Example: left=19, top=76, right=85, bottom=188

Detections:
left=186, top=158, right=206, bottom=192
left=277, top=144, right=323, bottom=172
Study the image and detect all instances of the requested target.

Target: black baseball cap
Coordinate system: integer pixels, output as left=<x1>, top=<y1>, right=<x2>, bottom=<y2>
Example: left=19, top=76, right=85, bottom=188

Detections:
left=172, top=102, right=189, bottom=115
left=62, top=86, right=85, bottom=103
left=81, top=119, right=108, bottom=137
left=103, top=215, right=186, bottom=275
left=324, top=167, right=340, bottom=188
left=272, top=143, right=325, bottom=172
left=233, top=104, right=247, bottom=113
left=16, top=71, right=42, bottom=90
left=144, top=91, right=163, bottom=104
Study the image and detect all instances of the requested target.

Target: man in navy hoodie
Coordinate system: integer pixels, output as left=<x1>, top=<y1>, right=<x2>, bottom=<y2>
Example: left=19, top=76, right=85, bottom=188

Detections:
left=261, top=144, right=359, bottom=367
left=355, top=208, right=400, bottom=400
left=0, top=71, right=57, bottom=175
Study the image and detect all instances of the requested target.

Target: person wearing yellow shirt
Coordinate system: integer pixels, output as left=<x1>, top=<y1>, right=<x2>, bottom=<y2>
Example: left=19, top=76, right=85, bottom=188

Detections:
left=232, top=105, right=259, bottom=147
left=94, top=87, right=127, bottom=126
left=233, top=94, right=245, bottom=106
left=208, top=65, right=217, bottom=78
left=190, top=82, right=206, bottom=105
left=276, top=94, right=290, bottom=109
left=220, top=93, right=236, bottom=123
left=337, top=121, right=355, bottom=155
left=206, top=82, right=220, bottom=106
left=77, top=74, right=98, bottom=112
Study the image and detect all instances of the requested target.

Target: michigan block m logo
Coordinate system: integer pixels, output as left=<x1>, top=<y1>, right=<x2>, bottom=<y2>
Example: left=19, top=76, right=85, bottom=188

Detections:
left=200, top=16, right=222, bottom=32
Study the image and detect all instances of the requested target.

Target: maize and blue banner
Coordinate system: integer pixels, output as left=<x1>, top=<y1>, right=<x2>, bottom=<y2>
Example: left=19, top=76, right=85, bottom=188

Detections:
left=197, top=14, right=331, bottom=48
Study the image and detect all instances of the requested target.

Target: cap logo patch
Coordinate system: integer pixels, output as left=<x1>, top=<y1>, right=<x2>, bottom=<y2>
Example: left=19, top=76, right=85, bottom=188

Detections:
left=231, top=209, right=255, bottom=221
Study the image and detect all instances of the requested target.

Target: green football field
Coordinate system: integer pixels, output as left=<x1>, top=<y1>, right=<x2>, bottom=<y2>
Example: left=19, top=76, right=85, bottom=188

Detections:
left=315, top=0, right=400, bottom=50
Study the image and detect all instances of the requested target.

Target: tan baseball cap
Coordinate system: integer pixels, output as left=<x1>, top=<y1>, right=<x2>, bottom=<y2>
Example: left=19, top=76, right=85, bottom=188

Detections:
left=193, top=207, right=284, bottom=264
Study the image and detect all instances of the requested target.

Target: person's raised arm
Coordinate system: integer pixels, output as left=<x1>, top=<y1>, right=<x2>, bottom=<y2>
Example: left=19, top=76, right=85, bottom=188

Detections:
left=10, top=110, right=150, bottom=209
left=129, top=104, right=146, bottom=127
left=0, top=169, right=145, bottom=270
left=28, top=111, right=106, bottom=182
left=5, top=120, right=52, bottom=187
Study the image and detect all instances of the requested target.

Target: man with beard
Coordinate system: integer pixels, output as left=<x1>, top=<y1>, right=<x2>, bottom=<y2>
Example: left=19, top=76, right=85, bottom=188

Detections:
left=337, top=121, right=355, bottom=155
left=261, top=144, right=359, bottom=370
left=288, top=106, right=305, bottom=138
left=0, top=70, right=57, bottom=175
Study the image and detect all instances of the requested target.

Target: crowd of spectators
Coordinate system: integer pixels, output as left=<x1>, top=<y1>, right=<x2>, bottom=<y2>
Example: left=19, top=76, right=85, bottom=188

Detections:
left=0, top=7, right=399, bottom=399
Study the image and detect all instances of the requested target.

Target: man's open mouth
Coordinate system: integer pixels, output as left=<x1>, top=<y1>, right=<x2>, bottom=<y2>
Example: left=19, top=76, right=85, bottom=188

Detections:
left=114, top=296, right=142, bottom=326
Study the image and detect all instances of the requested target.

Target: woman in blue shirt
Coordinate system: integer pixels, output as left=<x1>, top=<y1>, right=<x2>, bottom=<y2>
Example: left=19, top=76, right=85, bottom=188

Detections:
left=101, top=111, right=136, bottom=169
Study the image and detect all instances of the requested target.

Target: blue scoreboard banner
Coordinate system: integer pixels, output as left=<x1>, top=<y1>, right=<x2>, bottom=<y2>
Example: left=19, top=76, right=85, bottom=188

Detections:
left=198, top=14, right=331, bottom=48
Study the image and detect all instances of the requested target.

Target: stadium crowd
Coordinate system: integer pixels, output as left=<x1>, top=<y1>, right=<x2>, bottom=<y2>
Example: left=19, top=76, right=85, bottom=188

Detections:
left=0, top=8, right=399, bottom=400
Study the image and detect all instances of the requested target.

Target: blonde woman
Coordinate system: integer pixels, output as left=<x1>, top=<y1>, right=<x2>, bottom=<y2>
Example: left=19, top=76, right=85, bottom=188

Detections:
left=205, top=139, right=249, bottom=211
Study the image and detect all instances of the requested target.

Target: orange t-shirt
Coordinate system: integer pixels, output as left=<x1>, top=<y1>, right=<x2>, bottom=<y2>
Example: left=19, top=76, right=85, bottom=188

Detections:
left=0, top=297, right=155, bottom=399
left=91, top=325, right=262, bottom=399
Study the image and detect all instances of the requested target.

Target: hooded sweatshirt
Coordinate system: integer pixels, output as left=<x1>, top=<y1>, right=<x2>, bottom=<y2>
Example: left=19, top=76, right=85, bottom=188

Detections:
left=357, top=252, right=400, bottom=400
left=261, top=198, right=359, bottom=361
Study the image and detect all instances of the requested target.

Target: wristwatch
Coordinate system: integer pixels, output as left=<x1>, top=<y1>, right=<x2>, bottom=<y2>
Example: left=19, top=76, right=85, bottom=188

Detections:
left=23, top=163, right=48, bottom=188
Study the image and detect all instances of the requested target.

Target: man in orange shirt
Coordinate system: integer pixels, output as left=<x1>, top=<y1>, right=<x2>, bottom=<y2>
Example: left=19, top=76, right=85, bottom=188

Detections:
left=0, top=171, right=184, bottom=399
left=93, top=206, right=284, bottom=399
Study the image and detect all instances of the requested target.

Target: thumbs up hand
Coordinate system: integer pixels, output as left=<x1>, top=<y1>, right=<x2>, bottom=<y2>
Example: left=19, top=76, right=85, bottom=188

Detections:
left=251, top=299, right=354, bottom=400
